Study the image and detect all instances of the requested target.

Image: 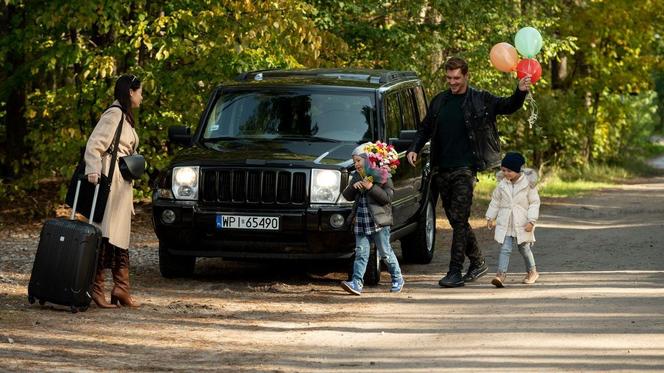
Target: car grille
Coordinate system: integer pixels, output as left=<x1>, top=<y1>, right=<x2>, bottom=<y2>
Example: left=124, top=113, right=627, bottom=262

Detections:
left=201, top=168, right=308, bottom=206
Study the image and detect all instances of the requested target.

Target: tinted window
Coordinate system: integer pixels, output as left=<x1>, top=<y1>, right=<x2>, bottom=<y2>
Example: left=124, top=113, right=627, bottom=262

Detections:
left=203, top=90, right=374, bottom=142
left=384, top=93, right=401, bottom=139
left=399, top=89, right=417, bottom=131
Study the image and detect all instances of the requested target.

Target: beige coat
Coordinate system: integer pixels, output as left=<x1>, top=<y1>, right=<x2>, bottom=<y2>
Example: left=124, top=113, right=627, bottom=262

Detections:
left=485, top=168, right=540, bottom=244
left=84, top=101, right=139, bottom=249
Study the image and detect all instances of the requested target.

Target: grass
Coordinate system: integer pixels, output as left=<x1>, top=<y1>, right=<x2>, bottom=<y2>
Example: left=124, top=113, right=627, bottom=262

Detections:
left=537, top=175, right=614, bottom=198
left=471, top=159, right=664, bottom=217
left=641, top=141, right=664, bottom=159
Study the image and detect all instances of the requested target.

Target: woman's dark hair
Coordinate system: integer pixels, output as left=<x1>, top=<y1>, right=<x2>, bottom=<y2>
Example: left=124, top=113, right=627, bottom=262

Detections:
left=114, top=75, right=141, bottom=126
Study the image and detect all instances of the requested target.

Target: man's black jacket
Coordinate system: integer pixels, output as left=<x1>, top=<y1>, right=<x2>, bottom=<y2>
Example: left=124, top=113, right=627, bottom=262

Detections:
left=409, top=85, right=527, bottom=171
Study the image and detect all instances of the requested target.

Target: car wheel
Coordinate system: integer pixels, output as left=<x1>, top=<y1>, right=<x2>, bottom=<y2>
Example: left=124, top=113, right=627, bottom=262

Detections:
left=401, top=194, right=437, bottom=264
left=158, top=241, right=196, bottom=278
left=363, top=245, right=381, bottom=286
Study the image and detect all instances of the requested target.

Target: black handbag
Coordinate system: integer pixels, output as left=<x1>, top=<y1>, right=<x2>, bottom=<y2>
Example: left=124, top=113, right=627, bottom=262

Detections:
left=65, top=106, right=124, bottom=223
left=119, top=154, right=146, bottom=180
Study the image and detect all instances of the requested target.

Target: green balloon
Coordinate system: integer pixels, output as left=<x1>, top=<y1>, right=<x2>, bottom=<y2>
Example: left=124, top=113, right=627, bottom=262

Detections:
left=514, top=27, right=543, bottom=58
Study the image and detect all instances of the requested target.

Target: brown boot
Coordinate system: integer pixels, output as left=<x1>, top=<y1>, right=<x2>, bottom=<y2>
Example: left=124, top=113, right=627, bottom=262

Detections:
left=111, top=247, right=140, bottom=308
left=491, top=272, right=506, bottom=288
left=91, top=242, right=117, bottom=308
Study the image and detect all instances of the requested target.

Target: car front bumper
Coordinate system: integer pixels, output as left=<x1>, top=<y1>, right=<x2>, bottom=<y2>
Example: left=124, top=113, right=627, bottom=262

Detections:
left=152, top=200, right=355, bottom=260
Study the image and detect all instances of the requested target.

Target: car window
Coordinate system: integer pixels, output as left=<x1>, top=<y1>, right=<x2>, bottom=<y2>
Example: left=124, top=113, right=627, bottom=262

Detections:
left=384, top=93, right=401, bottom=139
left=203, top=90, right=374, bottom=142
left=399, top=89, right=417, bottom=131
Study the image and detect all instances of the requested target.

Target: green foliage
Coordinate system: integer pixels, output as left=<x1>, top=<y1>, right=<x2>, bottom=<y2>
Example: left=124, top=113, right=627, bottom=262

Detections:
left=543, top=0, right=664, bottom=164
left=1, top=0, right=330, bottom=205
left=1, top=0, right=663, bottom=216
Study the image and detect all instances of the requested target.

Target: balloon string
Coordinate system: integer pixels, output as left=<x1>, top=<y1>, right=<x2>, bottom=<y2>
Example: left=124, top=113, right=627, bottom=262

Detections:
left=526, top=91, right=538, bottom=129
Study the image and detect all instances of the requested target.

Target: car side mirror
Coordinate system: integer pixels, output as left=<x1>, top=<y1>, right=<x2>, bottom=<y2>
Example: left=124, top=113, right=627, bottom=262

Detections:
left=388, top=130, right=417, bottom=153
left=168, top=126, right=192, bottom=147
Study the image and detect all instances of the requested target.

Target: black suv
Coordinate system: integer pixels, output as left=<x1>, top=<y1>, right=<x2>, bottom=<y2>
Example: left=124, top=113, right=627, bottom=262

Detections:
left=152, top=69, right=437, bottom=285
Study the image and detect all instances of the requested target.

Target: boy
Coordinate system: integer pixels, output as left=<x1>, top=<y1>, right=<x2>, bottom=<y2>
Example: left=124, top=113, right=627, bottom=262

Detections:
left=341, top=143, right=404, bottom=295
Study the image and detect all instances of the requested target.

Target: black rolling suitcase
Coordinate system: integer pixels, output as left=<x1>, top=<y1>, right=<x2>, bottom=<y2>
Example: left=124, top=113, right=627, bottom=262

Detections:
left=27, top=179, right=103, bottom=313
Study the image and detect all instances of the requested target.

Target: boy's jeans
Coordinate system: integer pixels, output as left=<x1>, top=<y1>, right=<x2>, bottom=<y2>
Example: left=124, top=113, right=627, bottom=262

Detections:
left=497, top=236, right=536, bottom=273
left=352, top=227, right=402, bottom=285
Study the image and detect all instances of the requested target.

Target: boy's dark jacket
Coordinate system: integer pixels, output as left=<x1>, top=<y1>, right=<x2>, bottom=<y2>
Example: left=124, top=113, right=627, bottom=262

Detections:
left=409, top=85, right=527, bottom=171
left=342, top=172, right=394, bottom=227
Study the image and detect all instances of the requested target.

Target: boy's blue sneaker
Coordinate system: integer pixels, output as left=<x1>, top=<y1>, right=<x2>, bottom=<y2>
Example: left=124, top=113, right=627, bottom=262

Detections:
left=390, top=277, right=405, bottom=293
left=341, top=280, right=362, bottom=296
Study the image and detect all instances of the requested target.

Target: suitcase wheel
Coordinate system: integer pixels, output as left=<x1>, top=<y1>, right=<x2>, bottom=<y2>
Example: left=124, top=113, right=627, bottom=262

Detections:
left=38, top=299, right=46, bottom=306
left=70, top=306, right=79, bottom=314
left=79, top=305, right=89, bottom=312
left=28, top=295, right=35, bottom=304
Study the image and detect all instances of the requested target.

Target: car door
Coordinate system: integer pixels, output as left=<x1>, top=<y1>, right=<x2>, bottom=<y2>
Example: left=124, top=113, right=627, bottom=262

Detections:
left=411, top=85, right=429, bottom=198
left=383, top=89, right=420, bottom=227
left=396, top=88, right=424, bottom=222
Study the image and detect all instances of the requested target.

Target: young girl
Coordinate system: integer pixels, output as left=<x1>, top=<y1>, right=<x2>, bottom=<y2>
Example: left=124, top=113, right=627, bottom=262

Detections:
left=340, top=143, right=404, bottom=295
left=486, top=152, right=541, bottom=287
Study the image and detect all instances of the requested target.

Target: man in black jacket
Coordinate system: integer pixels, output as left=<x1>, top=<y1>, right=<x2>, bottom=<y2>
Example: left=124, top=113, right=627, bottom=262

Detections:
left=407, top=56, right=531, bottom=287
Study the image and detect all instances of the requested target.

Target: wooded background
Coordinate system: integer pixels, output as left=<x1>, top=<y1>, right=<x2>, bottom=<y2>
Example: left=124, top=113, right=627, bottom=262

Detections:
left=1, top=0, right=663, bottom=206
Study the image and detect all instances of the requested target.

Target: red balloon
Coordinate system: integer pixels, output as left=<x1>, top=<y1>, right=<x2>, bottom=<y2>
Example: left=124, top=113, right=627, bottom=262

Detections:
left=516, top=58, right=542, bottom=84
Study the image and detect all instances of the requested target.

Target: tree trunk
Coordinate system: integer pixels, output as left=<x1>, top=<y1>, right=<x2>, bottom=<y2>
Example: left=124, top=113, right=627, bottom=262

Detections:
left=656, top=71, right=664, bottom=133
left=5, top=86, right=28, bottom=177
left=2, top=4, right=28, bottom=177
left=585, top=91, right=601, bottom=164
left=551, top=55, right=570, bottom=90
left=424, top=2, right=443, bottom=76
left=70, top=28, right=87, bottom=134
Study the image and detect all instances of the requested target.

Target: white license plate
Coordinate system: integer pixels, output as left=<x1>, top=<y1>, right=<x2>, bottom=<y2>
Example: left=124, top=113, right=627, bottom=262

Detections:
left=215, top=214, right=280, bottom=231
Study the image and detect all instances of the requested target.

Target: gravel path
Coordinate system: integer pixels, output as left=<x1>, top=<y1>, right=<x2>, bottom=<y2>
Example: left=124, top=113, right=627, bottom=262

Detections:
left=1, top=177, right=663, bottom=371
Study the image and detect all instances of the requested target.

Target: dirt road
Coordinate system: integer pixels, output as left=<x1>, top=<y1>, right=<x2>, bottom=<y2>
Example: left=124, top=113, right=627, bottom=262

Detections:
left=1, top=177, right=664, bottom=372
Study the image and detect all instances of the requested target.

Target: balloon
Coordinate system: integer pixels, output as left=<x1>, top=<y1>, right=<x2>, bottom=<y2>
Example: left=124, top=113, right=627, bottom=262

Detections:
left=514, top=27, right=543, bottom=58
left=516, top=58, right=542, bottom=84
left=489, top=42, right=519, bottom=73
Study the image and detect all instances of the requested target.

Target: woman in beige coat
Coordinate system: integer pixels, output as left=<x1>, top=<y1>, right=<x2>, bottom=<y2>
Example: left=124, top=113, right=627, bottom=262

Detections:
left=85, top=75, right=142, bottom=308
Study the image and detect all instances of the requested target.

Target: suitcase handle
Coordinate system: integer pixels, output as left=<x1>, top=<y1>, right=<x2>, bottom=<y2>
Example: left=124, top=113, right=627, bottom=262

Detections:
left=70, top=179, right=100, bottom=222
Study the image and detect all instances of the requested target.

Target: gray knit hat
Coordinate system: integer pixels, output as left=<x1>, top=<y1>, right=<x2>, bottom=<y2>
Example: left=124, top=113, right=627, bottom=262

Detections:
left=352, top=143, right=370, bottom=158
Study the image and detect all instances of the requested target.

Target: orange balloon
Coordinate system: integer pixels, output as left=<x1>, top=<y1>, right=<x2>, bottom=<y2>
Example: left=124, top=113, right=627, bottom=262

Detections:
left=490, top=42, right=519, bottom=73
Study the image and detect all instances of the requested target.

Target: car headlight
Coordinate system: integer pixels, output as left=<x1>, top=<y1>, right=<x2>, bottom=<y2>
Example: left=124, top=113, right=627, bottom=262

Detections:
left=172, top=166, right=199, bottom=200
left=310, top=169, right=341, bottom=204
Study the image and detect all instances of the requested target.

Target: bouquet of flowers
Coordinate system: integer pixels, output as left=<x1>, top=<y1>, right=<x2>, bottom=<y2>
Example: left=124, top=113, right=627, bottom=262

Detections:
left=359, top=141, right=400, bottom=184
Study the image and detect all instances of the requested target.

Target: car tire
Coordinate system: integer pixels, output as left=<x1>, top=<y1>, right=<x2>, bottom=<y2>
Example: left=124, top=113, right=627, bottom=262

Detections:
left=159, top=241, right=196, bottom=278
left=401, top=193, right=437, bottom=264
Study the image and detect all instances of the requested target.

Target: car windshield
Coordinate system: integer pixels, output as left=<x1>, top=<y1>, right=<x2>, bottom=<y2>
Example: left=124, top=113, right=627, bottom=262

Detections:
left=202, top=89, right=375, bottom=142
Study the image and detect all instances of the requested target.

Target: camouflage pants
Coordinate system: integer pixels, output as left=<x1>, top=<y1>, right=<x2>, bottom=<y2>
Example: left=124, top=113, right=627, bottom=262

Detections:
left=434, top=167, right=484, bottom=272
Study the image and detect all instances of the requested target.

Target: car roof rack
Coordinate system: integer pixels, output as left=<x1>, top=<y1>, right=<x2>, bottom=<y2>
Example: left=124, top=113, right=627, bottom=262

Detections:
left=234, top=69, right=282, bottom=81
left=376, top=71, right=417, bottom=84
left=234, top=69, right=418, bottom=84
